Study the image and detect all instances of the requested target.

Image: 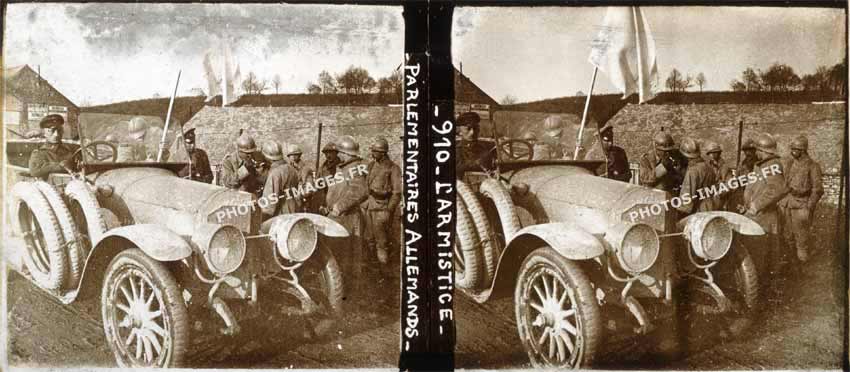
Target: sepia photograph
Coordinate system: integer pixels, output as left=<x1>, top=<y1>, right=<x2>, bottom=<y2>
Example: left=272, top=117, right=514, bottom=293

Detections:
left=450, top=5, right=847, bottom=370
left=2, top=3, right=405, bottom=368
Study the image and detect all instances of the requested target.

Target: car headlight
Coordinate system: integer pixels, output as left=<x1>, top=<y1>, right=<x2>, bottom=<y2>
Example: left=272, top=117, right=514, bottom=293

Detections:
left=193, top=224, right=246, bottom=275
left=685, top=215, right=733, bottom=261
left=270, top=217, right=317, bottom=262
left=606, top=223, right=660, bottom=273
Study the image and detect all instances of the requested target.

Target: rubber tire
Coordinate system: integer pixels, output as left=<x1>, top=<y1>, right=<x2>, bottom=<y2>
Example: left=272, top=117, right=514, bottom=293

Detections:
left=11, top=182, right=67, bottom=291
left=479, top=178, right=521, bottom=248
left=34, top=181, right=84, bottom=289
left=457, top=180, right=497, bottom=283
left=64, top=179, right=108, bottom=250
left=515, top=247, right=601, bottom=368
left=101, top=248, right=189, bottom=367
left=303, top=245, right=345, bottom=316
left=716, top=244, right=760, bottom=314
left=455, top=197, right=485, bottom=290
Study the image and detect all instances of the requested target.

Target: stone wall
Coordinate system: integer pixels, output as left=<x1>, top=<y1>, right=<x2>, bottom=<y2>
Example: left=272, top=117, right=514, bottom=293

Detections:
left=175, top=105, right=403, bottom=171
left=822, top=173, right=845, bottom=206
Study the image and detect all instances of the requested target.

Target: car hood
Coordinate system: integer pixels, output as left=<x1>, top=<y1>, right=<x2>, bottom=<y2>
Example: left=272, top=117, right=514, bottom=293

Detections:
left=94, top=167, right=257, bottom=234
left=509, top=165, right=669, bottom=232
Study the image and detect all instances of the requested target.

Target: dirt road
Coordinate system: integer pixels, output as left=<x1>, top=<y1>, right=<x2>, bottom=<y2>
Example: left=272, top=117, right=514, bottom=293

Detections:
left=6, top=207, right=845, bottom=369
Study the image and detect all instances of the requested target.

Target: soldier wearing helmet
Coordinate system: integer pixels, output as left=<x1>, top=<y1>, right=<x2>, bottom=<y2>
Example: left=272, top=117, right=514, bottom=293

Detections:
left=28, top=114, right=80, bottom=180
left=220, top=132, right=265, bottom=195
left=703, top=140, right=734, bottom=208
left=259, top=141, right=302, bottom=219
left=457, top=112, right=496, bottom=178
left=363, top=137, right=402, bottom=265
left=675, top=138, right=720, bottom=215
left=126, top=116, right=152, bottom=161
left=600, top=126, right=631, bottom=182
left=778, top=135, right=823, bottom=263
left=325, top=135, right=369, bottom=292
left=308, top=142, right=341, bottom=214
left=729, top=138, right=759, bottom=213
left=177, top=128, right=213, bottom=183
left=638, top=131, right=687, bottom=194
left=286, top=143, right=315, bottom=209
left=742, top=133, right=788, bottom=275
left=535, top=115, right=569, bottom=160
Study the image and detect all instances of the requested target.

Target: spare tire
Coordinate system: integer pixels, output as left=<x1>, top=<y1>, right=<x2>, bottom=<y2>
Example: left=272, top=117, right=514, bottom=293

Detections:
left=479, top=178, right=521, bottom=253
left=457, top=180, right=497, bottom=283
left=11, top=182, right=67, bottom=291
left=455, top=197, right=484, bottom=290
left=64, top=179, right=108, bottom=251
left=34, top=181, right=85, bottom=289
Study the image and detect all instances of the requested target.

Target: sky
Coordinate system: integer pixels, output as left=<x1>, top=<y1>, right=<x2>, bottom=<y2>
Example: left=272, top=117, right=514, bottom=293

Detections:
left=453, top=6, right=846, bottom=103
left=3, top=3, right=403, bottom=105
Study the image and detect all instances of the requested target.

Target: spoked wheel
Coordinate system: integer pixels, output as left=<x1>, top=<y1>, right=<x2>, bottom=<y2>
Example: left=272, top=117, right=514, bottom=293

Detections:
left=102, top=248, right=188, bottom=367
left=515, top=247, right=601, bottom=369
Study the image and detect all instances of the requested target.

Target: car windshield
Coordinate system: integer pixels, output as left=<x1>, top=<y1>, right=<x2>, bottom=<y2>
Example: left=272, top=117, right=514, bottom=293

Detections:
left=78, top=114, right=182, bottom=164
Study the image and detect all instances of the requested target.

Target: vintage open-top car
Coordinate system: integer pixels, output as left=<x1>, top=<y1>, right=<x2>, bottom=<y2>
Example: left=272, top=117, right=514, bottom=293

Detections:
left=455, top=137, right=766, bottom=368
left=5, top=136, right=347, bottom=367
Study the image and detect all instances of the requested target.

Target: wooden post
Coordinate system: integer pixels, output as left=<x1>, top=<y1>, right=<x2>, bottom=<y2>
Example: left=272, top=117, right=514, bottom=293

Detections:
left=315, top=121, right=323, bottom=173
left=736, top=119, right=744, bottom=167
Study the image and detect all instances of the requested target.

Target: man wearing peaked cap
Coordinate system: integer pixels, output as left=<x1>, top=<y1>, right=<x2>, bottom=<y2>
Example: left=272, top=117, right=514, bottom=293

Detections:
left=456, top=111, right=495, bottom=178
left=178, top=128, right=213, bottom=183
left=600, top=126, right=631, bottom=182
left=29, top=114, right=80, bottom=180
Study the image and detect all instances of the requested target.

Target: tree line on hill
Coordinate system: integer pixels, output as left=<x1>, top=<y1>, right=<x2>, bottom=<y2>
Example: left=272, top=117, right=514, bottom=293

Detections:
left=305, top=66, right=402, bottom=96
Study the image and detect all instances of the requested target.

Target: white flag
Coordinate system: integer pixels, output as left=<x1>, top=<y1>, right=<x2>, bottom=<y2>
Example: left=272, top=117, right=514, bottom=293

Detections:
left=589, top=7, right=658, bottom=103
left=202, top=52, right=221, bottom=102
left=221, top=41, right=239, bottom=106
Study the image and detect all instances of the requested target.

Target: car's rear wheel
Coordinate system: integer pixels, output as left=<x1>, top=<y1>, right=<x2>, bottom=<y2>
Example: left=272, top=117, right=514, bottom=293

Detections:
left=102, top=248, right=189, bottom=367
left=515, top=247, right=601, bottom=368
left=33, top=181, right=85, bottom=289
left=457, top=180, right=497, bottom=283
left=11, top=182, right=67, bottom=291
left=455, top=197, right=485, bottom=290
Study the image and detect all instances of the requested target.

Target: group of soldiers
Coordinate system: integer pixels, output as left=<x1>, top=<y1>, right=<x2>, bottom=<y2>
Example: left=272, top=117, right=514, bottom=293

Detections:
left=215, top=131, right=402, bottom=291
left=637, top=130, right=824, bottom=268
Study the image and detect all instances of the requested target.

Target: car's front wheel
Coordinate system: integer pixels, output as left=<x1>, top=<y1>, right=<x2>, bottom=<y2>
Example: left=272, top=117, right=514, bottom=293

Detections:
left=515, top=247, right=602, bottom=369
left=101, top=248, right=189, bottom=367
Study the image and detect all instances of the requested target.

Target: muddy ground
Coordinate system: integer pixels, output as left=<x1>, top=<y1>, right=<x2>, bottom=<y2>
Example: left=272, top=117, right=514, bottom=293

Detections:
left=5, top=206, right=846, bottom=369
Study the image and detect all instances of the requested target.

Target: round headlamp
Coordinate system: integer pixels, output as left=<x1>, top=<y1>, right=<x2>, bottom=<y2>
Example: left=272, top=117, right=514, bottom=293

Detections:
left=270, top=217, right=318, bottom=262
left=686, top=215, right=733, bottom=261
left=606, top=223, right=660, bottom=273
left=193, top=224, right=246, bottom=275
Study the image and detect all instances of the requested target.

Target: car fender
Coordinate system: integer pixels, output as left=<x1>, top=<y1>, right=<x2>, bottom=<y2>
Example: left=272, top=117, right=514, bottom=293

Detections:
left=260, top=213, right=349, bottom=238
left=466, top=223, right=604, bottom=303
left=677, top=211, right=765, bottom=236
left=63, top=224, right=193, bottom=304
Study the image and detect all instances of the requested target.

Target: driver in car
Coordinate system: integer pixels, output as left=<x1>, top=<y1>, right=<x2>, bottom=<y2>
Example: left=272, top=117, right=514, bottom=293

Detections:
left=29, top=114, right=80, bottom=180
left=456, top=112, right=495, bottom=178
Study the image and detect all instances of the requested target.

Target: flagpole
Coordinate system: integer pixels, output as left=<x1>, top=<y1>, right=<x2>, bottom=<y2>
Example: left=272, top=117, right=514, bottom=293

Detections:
left=158, top=70, right=181, bottom=162
left=633, top=7, right=646, bottom=102
left=574, top=67, right=598, bottom=159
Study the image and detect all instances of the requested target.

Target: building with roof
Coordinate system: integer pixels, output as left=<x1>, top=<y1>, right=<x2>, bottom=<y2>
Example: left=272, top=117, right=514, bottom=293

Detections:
left=3, top=65, right=80, bottom=138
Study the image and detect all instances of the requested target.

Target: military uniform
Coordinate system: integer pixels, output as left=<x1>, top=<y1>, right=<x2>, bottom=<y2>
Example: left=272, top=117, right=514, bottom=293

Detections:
left=675, top=157, right=721, bottom=215
left=220, top=151, right=266, bottom=195
left=457, top=140, right=495, bottom=178
left=309, top=158, right=340, bottom=213
left=291, top=162, right=315, bottom=210
left=28, top=143, right=79, bottom=180
left=606, top=145, right=631, bottom=182
left=364, top=157, right=402, bottom=264
left=638, top=149, right=687, bottom=194
left=260, top=160, right=303, bottom=218
left=178, top=148, right=214, bottom=183
left=778, top=153, right=823, bottom=262
left=326, top=156, right=369, bottom=289
left=708, top=158, right=734, bottom=208
left=744, top=155, right=787, bottom=234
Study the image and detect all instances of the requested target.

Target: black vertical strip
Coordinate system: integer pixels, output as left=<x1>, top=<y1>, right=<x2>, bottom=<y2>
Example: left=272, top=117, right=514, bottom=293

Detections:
left=399, top=3, right=432, bottom=371
left=427, top=1, right=456, bottom=371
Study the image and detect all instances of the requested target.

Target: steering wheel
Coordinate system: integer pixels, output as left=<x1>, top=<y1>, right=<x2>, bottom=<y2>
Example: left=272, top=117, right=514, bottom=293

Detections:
left=73, top=140, right=118, bottom=163
left=498, top=139, right=534, bottom=161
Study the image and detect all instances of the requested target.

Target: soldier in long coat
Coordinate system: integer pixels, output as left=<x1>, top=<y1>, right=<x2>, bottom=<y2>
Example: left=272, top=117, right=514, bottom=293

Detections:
left=259, top=141, right=302, bottom=219
left=639, top=132, right=687, bottom=195
left=674, top=138, right=721, bottom=216
left=363, top=137, right=402, bottom=266
left=778, top=136, right=823, bottom=263
left=220, top=133, right=266, bottom=196
left=742, top=134, right=788, bottom=275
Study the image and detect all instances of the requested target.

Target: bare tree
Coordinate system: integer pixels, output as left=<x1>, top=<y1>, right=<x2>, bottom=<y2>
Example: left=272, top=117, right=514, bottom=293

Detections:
left=272, top=74, right=282, bottom=94
left=695, top=72, right=706, bottom=92
left=318, top=70, right=337, bottom=94
left=241, top=72, right=268, bottom=95
left=759, top=63, right=800, bottom=92
left=377, top=70, right=403, bottom=97
left=337, top=66, right=376, bottom=94
left=665, top=69, right=692, bottom=92
left=306, top=82, right=322, bottom=94
left=741, top=67, right=763, bottom=91
left=730, top=79, right=747, bottom=92
left=500, top=95, right=518, bottom=105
